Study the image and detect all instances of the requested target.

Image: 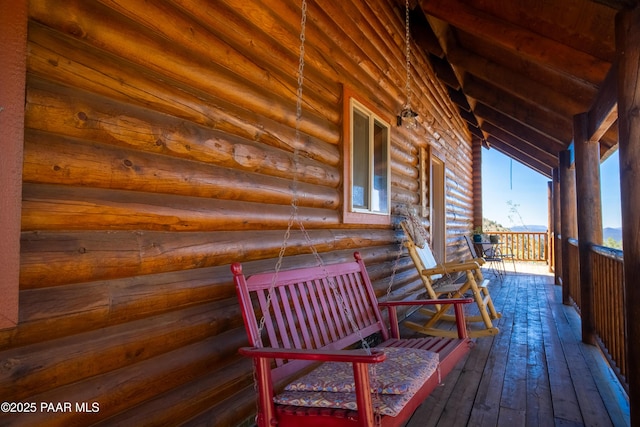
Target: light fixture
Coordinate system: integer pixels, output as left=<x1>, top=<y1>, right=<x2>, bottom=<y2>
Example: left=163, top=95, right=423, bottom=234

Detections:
left=397, top=0, right=418, bottom=130
left=397, top=107, right=418, bottom=129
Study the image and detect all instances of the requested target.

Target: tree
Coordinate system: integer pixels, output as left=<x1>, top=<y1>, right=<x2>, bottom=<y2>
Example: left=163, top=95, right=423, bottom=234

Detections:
left=603, top=237, right=623, bottom=250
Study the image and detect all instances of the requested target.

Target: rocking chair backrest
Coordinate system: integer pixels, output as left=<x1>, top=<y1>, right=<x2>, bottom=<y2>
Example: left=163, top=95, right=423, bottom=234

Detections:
left=414, top=245, right=443, bottom=280
left=232, top=252, right=389, bottom=383
left=401, top=221, right=443, bottom=280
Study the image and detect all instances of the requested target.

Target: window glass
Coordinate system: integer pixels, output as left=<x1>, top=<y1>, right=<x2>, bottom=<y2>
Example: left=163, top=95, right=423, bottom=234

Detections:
left=348, top=99, right=390, bottom=216
left=372, top=119, right=388, bottom=213
left=352, top=109, right=369, bottom=209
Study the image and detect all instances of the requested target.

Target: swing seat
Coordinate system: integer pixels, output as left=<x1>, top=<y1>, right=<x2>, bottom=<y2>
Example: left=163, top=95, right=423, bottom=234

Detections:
left=231, top=252, right=474, bottom=427
left=400, top=221, right=501, bottom=338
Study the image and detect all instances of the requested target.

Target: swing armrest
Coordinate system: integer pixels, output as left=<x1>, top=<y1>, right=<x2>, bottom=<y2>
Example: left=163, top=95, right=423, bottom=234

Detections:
left=239, top=347, right=386, bottom=424
left=422, top=260, right=482, bottom=276
left=379, top=298, right=474, bottom=339
left=238, top=347, right=386, bottom=363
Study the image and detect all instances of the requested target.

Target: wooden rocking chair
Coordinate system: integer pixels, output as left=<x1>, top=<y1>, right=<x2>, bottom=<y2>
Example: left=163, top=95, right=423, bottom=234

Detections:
left=400, top=221, right=501, bottom=338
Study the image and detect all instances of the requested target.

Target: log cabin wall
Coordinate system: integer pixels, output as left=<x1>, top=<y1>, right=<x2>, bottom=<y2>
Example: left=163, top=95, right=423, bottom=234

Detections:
left=0, top=0, right=473, bottom=425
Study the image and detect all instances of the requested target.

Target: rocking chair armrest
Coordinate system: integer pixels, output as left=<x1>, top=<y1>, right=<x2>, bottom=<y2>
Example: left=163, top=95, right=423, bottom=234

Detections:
left=422, top=260, right=481, bottom=275
left=378, top=297, right=474, bottom=308
left=238, top=346, right=387, bottom=364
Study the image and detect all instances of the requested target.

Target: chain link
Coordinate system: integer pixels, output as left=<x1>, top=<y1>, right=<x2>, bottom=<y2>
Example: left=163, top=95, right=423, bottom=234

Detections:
left=404, top=0, right=412, bottom=110
left=259, top=0, right=370, bottom=353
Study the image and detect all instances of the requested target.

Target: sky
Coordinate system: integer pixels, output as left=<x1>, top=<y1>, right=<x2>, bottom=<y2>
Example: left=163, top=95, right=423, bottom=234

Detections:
left=481, top=147, right=622, bottom=229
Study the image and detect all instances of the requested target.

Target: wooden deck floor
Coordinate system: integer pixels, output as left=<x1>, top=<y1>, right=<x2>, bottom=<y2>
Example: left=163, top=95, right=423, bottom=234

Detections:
left=403, top=263, right=630, bottom=427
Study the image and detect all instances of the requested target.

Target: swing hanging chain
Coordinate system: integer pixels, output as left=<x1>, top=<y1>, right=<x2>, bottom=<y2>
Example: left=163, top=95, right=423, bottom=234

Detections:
left=257, top=0, right=370, bottom=356
left=404, top=0, right=412, bottom=110
left=258, top=0, right=307, bottom=339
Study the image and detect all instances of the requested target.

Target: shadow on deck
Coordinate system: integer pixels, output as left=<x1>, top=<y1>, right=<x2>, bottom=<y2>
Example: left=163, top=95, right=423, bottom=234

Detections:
left=402, top=262, right=630, bottom=427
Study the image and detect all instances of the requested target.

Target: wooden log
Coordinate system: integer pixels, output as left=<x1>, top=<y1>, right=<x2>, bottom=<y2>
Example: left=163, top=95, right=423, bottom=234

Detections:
left=0, top=300, right=241, bottom=401
left=559, top=150, right=577, bottom=305
left=22, top=132, right=339, bottom=209
left=19, top=229, right=394, bottom=288
left=391, top=171, right=419, bottom=193
left=0, top=263, right=234, bottom=348
left=179, top=386, right=257, bottom=427
left=101, top=0, right=341, bottom=122
left=0, top=331, right=246, bottom=426
left=573, top=112, right=603, bottom=345
left=420, top=0, right=610, bottom=85
left=22, top=184, right=340, bottom=232
left=449, top=47, right=587, bottom=116
left=616, top=7, right=640, bottom=420
left=475, top=103, right=566, bottom=152
left=90, top=358, right=255, bottom=427
left=392, top=185, right=420, bottom=206
left=131, top=0, right=343, bottom=107
left=481, top=122, right=559, bottom=168
left=25, top=81, right=341, bottom=184
left=0, top=0, right=26, bottom=331
left=465, top=77, right=574, bottom=143
left=29, top=0, right=340, bottom=137
left=27, top=24, right=341, bottom=157
left=211, top=0, right=347, bottom=93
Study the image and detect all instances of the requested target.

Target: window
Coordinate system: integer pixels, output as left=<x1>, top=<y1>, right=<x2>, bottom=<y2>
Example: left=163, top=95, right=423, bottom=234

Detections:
left=343, top=93, right=391, bottom=225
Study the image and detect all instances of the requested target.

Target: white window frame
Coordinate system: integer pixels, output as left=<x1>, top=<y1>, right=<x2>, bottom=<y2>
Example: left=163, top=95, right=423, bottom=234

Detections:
left=343, top=91, right=391, bottom=225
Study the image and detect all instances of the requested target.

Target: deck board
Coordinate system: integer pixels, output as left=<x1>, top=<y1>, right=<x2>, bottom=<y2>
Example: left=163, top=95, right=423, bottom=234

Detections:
left=402, top=263, right=630, bottom=427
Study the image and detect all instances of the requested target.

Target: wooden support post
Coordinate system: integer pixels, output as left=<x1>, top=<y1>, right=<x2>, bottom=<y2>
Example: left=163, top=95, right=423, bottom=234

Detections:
left=472, top=136, right=483, bottom=231
left=552, top=168, right=562, bottom=285
left=0, top=0, right=26, bottom=330
left=573, top=112, right=603, bottom=346
left=616, top=6, right=640, bottom=424
left=547, top=180, right=553, bottom=272
left=559, top=150, right=577, bottom=305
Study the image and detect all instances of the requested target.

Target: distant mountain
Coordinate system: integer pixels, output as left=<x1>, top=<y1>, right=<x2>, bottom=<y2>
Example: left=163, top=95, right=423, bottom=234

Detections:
left=509, top=225, right=548, bottom=232
left=604, top=227, right=622, bottom=242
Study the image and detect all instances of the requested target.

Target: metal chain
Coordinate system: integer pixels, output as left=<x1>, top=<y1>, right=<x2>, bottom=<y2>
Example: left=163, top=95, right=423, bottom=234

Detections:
left=386, top=235, right=405, bottom=299
left=257, top=0, right=368, bottom=354
left=254, top=4, right=389, bottom=425
left=404, top=0, right=412, bottom=110
left=257, top=0, right=307, bottom=340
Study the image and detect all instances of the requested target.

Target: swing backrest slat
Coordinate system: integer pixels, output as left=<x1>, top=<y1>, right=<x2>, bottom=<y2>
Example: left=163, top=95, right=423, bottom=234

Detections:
left=232, top=252, right=389, bottom=383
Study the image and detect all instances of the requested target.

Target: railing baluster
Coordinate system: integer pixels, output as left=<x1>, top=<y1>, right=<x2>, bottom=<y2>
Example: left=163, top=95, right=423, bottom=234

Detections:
left=578, top=244, right=628, bottom=392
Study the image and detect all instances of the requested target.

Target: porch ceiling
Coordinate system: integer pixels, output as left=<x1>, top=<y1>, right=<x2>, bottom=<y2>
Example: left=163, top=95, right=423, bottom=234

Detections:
left=403, top=0, right=631, bottom=178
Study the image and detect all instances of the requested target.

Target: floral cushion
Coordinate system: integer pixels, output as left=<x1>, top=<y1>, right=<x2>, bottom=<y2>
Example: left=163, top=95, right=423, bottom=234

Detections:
left=275, top=347, right=439, bottom=417
left=284, top=347, right=438, bottom=394
left=275, top=389, right=415, bottom=417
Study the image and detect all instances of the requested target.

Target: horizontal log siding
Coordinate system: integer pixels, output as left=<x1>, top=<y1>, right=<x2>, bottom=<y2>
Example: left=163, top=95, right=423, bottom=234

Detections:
left=0, top=1, right=473, bottom=425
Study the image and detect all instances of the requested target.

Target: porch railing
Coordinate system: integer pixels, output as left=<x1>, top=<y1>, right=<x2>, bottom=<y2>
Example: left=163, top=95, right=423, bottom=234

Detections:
left=566, top=238, right=628, bottom=391
left=487, top=231, right=548, bottom=261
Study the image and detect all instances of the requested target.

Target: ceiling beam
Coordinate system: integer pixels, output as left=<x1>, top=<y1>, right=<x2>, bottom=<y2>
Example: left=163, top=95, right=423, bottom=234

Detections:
left=481, top=122, right=559, bottom=168
left=410, top=8, right=444, bottom=58
left=428, top=54, right=460, bottom=89
left=587, top=62, right=619, bottom=142
left=486, top=137, right=553, bottom=178
left=474, top=103, right=566, bottom=154
left=418, top=0, right=610, bottom=85
left=447, top=47, right=587, bottom=116
left=464, top=77, right=574, bottom=143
